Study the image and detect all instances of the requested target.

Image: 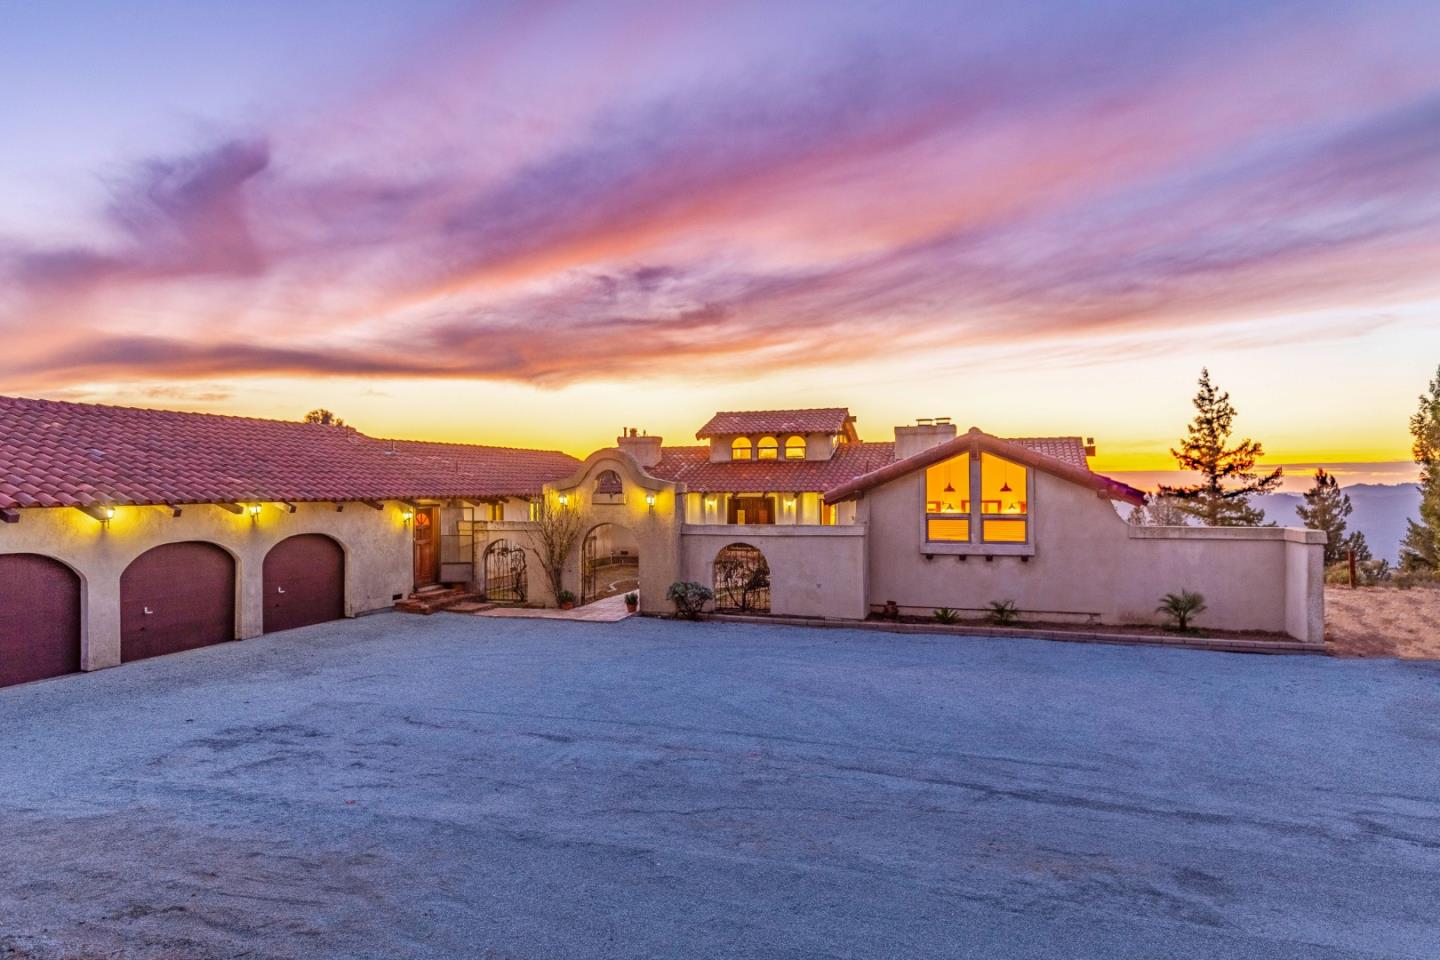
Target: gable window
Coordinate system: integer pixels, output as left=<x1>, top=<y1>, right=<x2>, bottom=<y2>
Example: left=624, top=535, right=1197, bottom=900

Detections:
left=784, top=435, right=806, bottom=460
left=757, top=436, right=779, bottom=460
left=731, top=437, right=753, bottom=461
left=922, top=450, right=1031, bottom=545
left=924, top=452, right=970, bottom=541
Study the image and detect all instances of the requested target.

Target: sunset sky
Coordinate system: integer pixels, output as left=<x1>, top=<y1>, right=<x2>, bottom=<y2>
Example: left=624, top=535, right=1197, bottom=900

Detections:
left=3, top=0, right=1438, bottom=486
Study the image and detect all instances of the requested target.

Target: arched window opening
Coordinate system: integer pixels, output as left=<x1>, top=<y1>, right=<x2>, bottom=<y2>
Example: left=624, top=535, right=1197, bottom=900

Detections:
left=784, top=435, right=806, bottom=460
left=757, top=436, right=779, bottom=460
left=713, top=543, right=771, bottom=613
left=731, top=437, right=753, bottom=460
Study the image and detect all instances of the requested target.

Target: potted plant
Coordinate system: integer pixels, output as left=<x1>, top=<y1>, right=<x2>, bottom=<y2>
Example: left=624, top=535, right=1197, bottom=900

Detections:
left=556, top=589, right=577, bottom=610
left=623, top=592, right=639, bottom=614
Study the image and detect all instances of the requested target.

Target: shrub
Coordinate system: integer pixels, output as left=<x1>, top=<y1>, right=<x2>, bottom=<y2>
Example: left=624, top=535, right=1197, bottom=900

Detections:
left=666, top=581, right=714, bottom=620
left=555, top=589, right=577, bottom=607
left=1157, top=590, right=1207, bottom=631
left=623, top=592, right=639, bottom=605
left=987, top=600, right=1020, bottom=625
left=933, top=607, right=960, bottom=624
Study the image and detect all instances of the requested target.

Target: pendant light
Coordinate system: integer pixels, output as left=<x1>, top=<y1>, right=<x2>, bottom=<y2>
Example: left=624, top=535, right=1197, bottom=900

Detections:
left=1000, top=461, right=1013, bottom=494
left=943, top=460, right=955, bottom=493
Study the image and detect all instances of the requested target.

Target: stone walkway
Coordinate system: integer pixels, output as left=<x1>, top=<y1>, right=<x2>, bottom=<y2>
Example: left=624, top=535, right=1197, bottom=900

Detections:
left=475, top=593, right=634, bottom=622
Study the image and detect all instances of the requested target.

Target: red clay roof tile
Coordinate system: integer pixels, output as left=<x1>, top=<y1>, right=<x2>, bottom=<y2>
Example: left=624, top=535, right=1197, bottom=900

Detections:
left=0, top=396, right=579, bottom=510
left=695, top=407, right=852, bottom=438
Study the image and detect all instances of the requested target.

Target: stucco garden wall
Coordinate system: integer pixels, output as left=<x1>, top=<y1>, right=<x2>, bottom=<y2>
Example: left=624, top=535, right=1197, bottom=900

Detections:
left=1, top=501, right=412, bottom=671
left=679, top=525, right=868, bottom=620
left=860, top=470, right=1325, bottom=642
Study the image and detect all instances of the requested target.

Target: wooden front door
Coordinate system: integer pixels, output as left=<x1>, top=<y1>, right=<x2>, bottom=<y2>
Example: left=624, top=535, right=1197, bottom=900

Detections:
left=413, top=507, right=439, bottom=588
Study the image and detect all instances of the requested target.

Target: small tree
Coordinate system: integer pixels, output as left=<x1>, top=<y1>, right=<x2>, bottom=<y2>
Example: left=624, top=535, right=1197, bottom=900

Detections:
left=1400, top=365, right=1440, bottom=572
left=523, top=493, right=588, bottom=605
left=1157, top=590, right=1207, bottom=632
left=1157, top=369, right=1282, bottom=526
left=303, top=408, right=346, bottom=426
left=1128, top=493, right=1190, bottom=526
left=1296, top=469, right=1370, bottom=566
left=667, top=581, right=713, bottom=620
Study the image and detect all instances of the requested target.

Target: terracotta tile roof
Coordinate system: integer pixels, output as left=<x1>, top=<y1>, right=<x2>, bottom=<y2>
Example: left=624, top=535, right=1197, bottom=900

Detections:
left=650, top=442, right=897, bottom=492
left=695, top=407, right=852, bottom=438
left=0, top=396, right=578, bottom=510
left=824, top=428, right=1144, bottom=506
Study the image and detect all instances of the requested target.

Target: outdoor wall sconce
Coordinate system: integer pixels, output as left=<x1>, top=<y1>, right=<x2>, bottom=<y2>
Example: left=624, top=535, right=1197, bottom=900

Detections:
left=78, top=504, right=116, bottom=525
left=645, top=493, right=656, bottom=508
left=558, top=493, right=569, bottom=506
left=401, top=508, right=415, bottom=527
left=247, top=503, right=263, bottom=521
left=783, top=498, right=796, bottom=510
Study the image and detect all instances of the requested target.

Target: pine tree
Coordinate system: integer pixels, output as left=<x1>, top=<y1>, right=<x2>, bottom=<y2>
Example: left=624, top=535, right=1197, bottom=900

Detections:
left=1128, top=493, right=1190, bottom=526
left=1400, top=365, right=1440, bottom=572
left=1296, top=469, right=1362, bottom=566
left=1157, top=368, right=1283, bottom=526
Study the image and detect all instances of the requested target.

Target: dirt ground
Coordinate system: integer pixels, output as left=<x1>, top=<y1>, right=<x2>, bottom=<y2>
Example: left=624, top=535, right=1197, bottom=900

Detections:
left=1326, top=584, right=1440, bottom=659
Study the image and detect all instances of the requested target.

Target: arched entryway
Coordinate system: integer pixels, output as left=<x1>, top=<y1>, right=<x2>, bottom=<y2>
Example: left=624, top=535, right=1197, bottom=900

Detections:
left=121, top=541, right=235, bottom=663
left=263, top=534, right=345, bottom=633
left=713, top=543, right=771, bottom=613
left=580, top=523, right=640, bottom=605
left=0, top=553, right=82, bottom=687
left=482, top=539, right=528, bottom=603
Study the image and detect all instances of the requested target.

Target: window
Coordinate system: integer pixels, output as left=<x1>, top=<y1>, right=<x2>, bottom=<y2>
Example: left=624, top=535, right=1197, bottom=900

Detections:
left=757, top=436, right=779, bottom=460
left=528, top=499, right=541, bottom=522
left=921, top=451, right=1031, bottom=545
left=980, top=452, right=1028, bottom=543
left=923, top=452, right=970, bottom=541
left=784, top=435, right=806, bottom=460
left=488, top=502, right=505, bottom=522
left=731, top=437, right=753, bottom=460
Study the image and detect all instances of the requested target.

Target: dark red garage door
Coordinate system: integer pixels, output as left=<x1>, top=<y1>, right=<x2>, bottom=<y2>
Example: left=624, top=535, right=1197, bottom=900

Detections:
left=0, top=554, right=81, bottom=687
left=263, top=534, right=345, bottom=633
left=121, top=541, right=235, bottom=663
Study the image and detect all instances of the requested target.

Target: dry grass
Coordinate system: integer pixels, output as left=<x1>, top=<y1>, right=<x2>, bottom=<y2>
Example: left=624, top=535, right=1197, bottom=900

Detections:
left=1326, top=583, right=1440, bottom=659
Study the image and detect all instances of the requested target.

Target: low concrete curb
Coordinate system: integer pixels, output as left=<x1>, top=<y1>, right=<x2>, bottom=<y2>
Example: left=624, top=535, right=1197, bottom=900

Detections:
left=697, top=613, right=1324, bottom=655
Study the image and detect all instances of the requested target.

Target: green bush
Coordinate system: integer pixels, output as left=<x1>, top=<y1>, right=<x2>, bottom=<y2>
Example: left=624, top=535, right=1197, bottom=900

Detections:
left=555, top=589, right=577, bottom=606
left=933, top=607, right=961, bottom=624
left=623, top=592, right=639, bottom=605
left=666, top=581, right=714, bottom=620
left=987, top=600, right=1020, bottom=625
left=1157, top=590, right=1206, bottom=632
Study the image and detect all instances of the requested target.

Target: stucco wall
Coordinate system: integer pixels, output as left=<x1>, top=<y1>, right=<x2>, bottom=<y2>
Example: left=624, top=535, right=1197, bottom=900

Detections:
left=1, top=501, right=413, bottom=671
left=861, top=470, right=1325, bottom=641
left=679, top=525, right=868, bottom=620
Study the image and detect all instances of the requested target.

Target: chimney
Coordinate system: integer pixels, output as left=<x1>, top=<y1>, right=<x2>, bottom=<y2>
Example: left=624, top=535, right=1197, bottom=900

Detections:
left=617, top=427, right=663, bottom=468
left=893, top=418, right=958, bottom=460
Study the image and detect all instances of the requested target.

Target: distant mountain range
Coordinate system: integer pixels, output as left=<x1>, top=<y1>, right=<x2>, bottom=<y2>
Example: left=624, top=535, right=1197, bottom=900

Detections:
left=1254, top=484, right=1421, bottom=562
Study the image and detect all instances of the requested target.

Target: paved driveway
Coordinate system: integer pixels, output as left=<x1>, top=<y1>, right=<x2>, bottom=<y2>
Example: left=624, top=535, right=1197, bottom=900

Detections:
left=2, top=614, right=1438, bottom=960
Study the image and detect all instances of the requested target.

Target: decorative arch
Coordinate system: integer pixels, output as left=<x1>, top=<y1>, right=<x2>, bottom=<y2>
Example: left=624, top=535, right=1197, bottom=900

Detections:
left=580, top=522, right=640, bottom=605
left=784, top=435, right=806, bottom=460
left=482, top=538, right=528, bottom=603
left=756, top=436, right=779, bottom=460
left=0, top=553, right=82, bottom=687
left=712, top=542, right=771, bottom=613
left=731, top=437, right=753, bottom=461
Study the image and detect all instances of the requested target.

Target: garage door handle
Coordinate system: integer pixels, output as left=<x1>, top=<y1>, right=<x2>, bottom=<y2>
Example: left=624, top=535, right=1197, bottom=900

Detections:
left=143, top=606, right=154, bottom=615
left=277, top=586, right=286, bottom=594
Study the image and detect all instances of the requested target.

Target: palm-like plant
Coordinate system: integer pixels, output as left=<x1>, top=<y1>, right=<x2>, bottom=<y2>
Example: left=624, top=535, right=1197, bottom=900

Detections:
left=933, top=607, right=961, bottom=624
left=1157, top=590, right=1207, bottom=632
left=987, top=600, right=1020, bottom=625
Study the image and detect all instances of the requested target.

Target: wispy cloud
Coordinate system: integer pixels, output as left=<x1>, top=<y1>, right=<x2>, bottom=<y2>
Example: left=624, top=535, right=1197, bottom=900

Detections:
left=3, top=0, right=1438, bottom=390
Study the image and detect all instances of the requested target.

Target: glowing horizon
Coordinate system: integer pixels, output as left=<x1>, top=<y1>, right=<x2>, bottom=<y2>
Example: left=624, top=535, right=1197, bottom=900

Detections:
left=2, top=0, right=1438, bottom=470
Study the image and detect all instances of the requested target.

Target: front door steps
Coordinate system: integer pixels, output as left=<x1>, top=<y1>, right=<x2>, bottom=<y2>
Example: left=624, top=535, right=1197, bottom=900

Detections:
left=395, top=584, right=489, bottom=615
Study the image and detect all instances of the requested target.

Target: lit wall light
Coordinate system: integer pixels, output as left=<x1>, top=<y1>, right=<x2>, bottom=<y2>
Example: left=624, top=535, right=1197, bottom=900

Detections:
left=784, top=498, right=796, bottom=510
left=558, top=493, right=569, bottom=506
left=247, top=503, right=263, bottom=521
left=645, top=493, right=656, bottom=508
left=401, top=508, right=415, bottom=527
left=704, top=496, right=717, bottom=509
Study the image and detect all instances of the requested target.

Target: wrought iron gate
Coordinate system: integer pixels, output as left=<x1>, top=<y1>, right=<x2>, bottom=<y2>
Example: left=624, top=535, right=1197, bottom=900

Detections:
left=713, top=543, right=771, bottom=613
left=580, top=529, right=598, bottom=605
left=482, top=539, right=527, bottom=603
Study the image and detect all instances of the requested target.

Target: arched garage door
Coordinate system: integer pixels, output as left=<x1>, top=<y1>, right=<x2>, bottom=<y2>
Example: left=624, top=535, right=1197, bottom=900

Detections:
left=0, top=554, right=81, bottom=687
left=121, top=542, right=235, bottom=663
left=263, top=534, right=345, bottom=633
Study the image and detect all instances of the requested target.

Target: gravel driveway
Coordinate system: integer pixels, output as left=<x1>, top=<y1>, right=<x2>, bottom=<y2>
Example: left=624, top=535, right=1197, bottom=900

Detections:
left=1, top=613, right=1437, bottom=959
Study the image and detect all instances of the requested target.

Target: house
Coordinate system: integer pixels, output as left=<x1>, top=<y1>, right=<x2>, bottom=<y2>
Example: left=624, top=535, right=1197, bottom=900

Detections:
left=0, top=396, right=1325, bottom=689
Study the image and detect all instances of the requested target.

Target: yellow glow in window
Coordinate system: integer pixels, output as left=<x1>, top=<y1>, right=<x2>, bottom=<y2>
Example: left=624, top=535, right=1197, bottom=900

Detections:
left=924, top=452, right=970, bottom=514
left=784, top=435, right=806, bottom=459
left=927, top=517, right=971, bottom=542
left=757, top=436, right=779, bottom=460
left=731, top=437, right=752, bottom=460
left=980, top=452, right=1028, bottom=516
left=982, top=519, right=1027, bottom=543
